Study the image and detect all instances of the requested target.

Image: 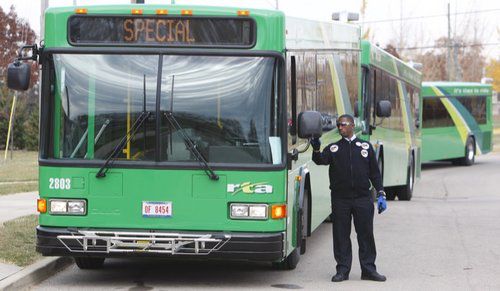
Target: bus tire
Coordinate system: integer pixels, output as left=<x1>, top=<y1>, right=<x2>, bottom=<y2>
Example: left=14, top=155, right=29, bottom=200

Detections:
left=397, top=154, right=414, bottom=201
left=74, top=257, right=105, bottom=269
left=272, top=248, right=300, bottom=270
left=384, top=187, right=396, bottom=201
left=460, top=137, right=475, bottom=166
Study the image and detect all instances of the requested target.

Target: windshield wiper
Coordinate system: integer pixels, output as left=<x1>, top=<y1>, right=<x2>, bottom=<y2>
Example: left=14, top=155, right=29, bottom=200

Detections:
left=164, top=111, right=219, bottom=181
left=96, top=111, right=151, bottom=178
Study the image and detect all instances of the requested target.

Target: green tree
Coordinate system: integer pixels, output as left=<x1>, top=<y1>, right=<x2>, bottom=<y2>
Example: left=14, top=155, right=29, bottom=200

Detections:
left=485, top=59, right=500, bottom=92
left=0, top=5, right=38, bottom=150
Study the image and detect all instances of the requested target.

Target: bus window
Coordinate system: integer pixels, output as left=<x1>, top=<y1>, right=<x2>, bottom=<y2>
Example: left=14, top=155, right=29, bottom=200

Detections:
left=456, top=96, right=487, bottom=124
left=316, top=54, right=337, bottom=131
left=422, top=98, right=454, bottom=128
left=304, top=52, right=316, bottom=111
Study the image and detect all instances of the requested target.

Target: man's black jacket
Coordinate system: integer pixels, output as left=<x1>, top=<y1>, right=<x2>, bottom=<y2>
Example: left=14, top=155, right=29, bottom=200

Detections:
left=312, top=137, right=383, bottom=199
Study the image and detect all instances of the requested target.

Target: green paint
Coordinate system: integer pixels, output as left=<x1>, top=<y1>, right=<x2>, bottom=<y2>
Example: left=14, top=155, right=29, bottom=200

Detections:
left=39, top=166, right=287, bottom=232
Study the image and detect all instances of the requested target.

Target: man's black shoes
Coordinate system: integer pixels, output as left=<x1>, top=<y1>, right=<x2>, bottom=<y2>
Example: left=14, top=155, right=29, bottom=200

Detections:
left=361, top=272, right=387, bottom=282
left=331, top=273, right=349, bottom=282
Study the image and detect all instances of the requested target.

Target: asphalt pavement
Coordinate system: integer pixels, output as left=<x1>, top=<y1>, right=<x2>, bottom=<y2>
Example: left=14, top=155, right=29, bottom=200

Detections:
left=31, top=153, right=500, bottom=290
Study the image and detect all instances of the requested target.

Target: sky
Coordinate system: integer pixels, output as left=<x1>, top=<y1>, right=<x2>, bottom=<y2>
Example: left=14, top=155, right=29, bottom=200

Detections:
left=0, top=0, right=499, bottom=59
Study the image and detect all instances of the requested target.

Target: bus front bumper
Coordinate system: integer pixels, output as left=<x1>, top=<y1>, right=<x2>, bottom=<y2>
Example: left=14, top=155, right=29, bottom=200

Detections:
left=36, top=226, right=284, bottom=262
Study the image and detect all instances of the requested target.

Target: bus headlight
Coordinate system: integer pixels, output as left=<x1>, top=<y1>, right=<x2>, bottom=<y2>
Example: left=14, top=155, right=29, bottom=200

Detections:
left=230, top=204, right=268, bottom=220
left=49, top=199, right=86, bottom=215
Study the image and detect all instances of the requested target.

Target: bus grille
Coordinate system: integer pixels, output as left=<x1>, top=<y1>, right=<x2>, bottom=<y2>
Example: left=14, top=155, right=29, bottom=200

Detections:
left=57, top=230, right=230, bottom=255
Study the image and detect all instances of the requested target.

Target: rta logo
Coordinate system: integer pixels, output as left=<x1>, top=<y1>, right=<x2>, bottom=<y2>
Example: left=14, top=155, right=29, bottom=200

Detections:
left=227, top=182, right=273, bottom=195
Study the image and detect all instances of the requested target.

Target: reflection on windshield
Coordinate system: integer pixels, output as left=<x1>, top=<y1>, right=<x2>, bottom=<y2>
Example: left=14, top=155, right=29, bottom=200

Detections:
left=160, top=55, right=279, bottom=164
left=51, top=54, right=281, bottom=165
left=53, top=54, right=158, bottom=160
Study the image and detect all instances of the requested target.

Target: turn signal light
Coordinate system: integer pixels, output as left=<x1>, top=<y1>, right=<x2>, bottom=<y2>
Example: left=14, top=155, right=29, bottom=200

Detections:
left=131, top=9, right=143, bottom=15
left=181, top=9, right=193, bottom=16
left=74, top=8, right=88, bottom=14
left=237, top=10, right=250, bottom=16
left=156, top=9, right=169, bottom=15
left=37, top=199, right=47, bottom=213
left=271, top=204, right=286, bottom=219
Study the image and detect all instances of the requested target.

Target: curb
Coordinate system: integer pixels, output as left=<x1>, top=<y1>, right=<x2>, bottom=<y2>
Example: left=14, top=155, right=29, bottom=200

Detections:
left=0, top=257, right=73, bottom=290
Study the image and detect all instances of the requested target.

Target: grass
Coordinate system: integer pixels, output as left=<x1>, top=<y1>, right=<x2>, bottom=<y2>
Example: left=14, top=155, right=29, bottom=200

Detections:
left=0, top=215, right=42, bottom=267
left=0, top=151, right=38, bottom=195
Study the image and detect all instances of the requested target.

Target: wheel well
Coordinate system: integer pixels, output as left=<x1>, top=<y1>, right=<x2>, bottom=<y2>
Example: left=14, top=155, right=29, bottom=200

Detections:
left=304, top=174, right=312, bottom=237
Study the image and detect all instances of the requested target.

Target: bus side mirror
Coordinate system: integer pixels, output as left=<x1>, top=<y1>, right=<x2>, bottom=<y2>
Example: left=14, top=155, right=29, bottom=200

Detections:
left=298, top=111, right=323, bottom=139
left=7, top=61, right=31, bottom=91
left=376, top=100, right=391, bottom=118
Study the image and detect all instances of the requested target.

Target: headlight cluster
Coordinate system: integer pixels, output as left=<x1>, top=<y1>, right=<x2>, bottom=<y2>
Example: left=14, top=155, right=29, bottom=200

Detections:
left=230, top=203, right=268, bottom=220
left=49, top=199, right=87, bottom=215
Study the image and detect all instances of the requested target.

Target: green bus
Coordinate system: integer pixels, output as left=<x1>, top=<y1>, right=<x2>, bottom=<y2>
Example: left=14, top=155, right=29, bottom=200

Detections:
left=6, top=4, right=365, bottom=270
left=421, top=82, right=493, bottom=165
left=358, top=41, right=422, bottom=201
left=6, top=4, right=421, bottom=270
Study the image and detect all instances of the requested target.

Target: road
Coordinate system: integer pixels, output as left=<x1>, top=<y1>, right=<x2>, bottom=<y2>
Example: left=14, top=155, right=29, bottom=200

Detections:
left=34, top=153, right=500, bottom=290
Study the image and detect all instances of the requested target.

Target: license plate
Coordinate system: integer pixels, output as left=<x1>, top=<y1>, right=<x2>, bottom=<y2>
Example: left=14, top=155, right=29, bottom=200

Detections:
left=142, top=201, right=172, bottom=218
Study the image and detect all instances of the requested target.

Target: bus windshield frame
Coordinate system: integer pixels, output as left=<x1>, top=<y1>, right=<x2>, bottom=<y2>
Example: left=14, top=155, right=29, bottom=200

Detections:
left=39, top=48, right=286, bottom=170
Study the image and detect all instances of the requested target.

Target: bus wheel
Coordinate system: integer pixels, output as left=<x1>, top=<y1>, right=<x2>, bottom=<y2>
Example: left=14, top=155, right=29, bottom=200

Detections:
left=460, top=138, right=475, bottom=166
left=272, top=248, right=300, bottom=270
left=397, top=155, right=414, bottom=201
left=385, top=188, right=396, bottom=201
left=74, top=257, right=105, bottom=269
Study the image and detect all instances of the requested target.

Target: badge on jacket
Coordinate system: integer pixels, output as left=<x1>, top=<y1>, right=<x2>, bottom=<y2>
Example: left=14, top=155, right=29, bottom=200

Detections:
left=330, top=145, right=339, bottom=152
left=361, top=142, right=369, bottom=150
left=361, top=149, right=368, bottom=158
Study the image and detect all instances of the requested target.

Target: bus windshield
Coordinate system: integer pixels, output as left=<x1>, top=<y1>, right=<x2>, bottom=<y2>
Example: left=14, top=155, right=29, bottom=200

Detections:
left=50, top=54, right=282, bottom=165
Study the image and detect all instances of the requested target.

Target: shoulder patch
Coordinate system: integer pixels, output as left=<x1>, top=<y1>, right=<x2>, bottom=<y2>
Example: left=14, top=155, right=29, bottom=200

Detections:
left=361, top=149, right=368, bottom=158
left=361, top=143, right=370, bottom=150
left=330, top=145, right=339, bottom=153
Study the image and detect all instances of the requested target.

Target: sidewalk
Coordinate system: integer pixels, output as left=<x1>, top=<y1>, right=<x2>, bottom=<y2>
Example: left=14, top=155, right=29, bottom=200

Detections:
left=0, top=191, right=38, bottom=281
left=0, top=191, right=38, bottom=224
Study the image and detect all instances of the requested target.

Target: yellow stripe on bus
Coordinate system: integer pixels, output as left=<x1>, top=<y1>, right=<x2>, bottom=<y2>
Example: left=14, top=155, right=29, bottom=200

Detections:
left=397, top=80, right=412, bottom=148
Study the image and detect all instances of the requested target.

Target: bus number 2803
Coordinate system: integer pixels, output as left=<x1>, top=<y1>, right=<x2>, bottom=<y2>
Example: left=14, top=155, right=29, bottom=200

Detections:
left=49, top=178, right=71, bottom=190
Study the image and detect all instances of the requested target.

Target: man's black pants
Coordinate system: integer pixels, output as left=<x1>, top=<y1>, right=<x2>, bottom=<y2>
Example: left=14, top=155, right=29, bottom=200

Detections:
left=331, top=196, right=377, bottom=275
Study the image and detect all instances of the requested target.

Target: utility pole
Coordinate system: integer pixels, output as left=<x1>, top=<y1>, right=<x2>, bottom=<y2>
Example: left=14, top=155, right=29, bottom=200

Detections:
left=400, top=0, right=403, bottom=51
left=447, top=2, right=452, bottom=81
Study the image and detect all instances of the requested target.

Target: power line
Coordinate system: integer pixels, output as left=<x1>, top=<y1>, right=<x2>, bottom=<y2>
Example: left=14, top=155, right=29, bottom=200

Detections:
left=398, top=42, right=500, bottom=51
left=362, top=8, right=500, bottom=24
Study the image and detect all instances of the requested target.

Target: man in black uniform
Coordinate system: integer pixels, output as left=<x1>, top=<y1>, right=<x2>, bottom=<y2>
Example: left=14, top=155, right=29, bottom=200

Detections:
left=311, top=114, right=387, bottom=282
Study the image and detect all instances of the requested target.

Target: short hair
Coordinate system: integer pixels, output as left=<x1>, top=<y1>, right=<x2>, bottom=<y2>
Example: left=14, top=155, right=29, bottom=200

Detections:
left=338, top=114, right=354, bottom=124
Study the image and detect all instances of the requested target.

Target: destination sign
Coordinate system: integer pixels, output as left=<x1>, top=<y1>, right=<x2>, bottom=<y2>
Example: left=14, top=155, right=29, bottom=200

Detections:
left=68, top=16, right=255, bottom=47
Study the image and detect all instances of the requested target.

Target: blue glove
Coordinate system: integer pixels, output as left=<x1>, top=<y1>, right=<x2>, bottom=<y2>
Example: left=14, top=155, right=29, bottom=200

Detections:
left=377, top=192, right=387, bottom=214
left=310, top=138, right=321, bottom=151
